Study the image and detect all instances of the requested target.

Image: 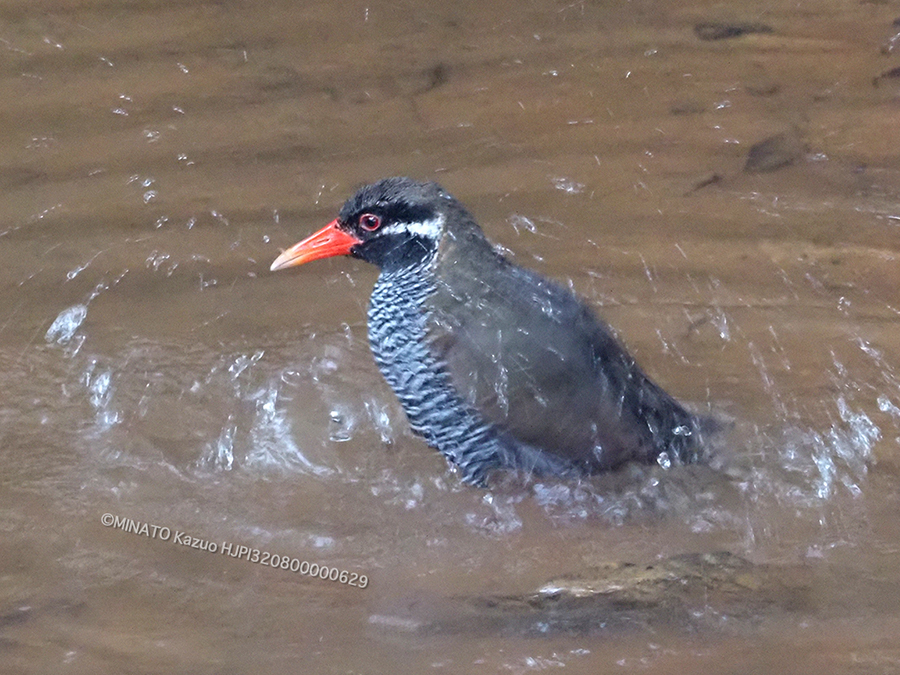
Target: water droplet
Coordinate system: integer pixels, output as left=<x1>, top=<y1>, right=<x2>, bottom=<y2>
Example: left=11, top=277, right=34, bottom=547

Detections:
left=45, top=305, right=87, bottom=344
left=551, top=177, right=585, bottom=194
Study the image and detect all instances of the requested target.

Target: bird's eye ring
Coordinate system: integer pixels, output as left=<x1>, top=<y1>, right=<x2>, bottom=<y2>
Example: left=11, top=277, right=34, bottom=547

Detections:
left=359, top=213, right=382, bottom=231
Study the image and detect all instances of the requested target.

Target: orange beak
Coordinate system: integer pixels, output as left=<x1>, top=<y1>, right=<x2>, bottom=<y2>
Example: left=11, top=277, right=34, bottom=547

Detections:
left=270, top=219, right=363, bottom=271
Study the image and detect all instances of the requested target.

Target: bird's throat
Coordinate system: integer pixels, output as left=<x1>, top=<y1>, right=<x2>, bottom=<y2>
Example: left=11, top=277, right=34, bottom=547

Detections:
left=366, top=264, right=504, bottom=484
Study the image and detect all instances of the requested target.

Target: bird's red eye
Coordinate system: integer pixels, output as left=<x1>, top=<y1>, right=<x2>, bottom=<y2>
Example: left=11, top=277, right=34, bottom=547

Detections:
left=359, top=213, right=382, bottom=231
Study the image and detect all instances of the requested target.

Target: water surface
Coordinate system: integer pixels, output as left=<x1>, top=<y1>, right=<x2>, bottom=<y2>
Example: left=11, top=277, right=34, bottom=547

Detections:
left=2, top=0, right=900, bottom=672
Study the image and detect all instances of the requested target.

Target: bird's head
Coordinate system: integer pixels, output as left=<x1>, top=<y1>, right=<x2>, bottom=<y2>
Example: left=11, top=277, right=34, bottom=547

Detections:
left=270, top=177, right=465, bottom=273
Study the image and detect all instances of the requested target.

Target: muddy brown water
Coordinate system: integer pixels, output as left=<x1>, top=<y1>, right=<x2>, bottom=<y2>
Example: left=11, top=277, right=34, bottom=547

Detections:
left=2, top=0, right=900, bottom=672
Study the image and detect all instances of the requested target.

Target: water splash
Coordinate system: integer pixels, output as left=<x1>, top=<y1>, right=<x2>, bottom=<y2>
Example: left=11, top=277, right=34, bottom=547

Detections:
left=465, top=492, right=523, bottom=535
left=508, top=214, right=537, bottom=234
left=83, top=359, right=120, bottom=430
left=551, top=177, right=585, bottom=194
left=210, top=415, right=236, bottom=471
left=45, top=305, right=87, bottom=345
left=328, top=406, right=355, bottom=442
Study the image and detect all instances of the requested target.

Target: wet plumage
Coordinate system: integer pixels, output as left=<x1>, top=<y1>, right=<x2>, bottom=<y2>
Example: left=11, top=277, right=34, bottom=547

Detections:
left=271, top=177, right=704, bottom=486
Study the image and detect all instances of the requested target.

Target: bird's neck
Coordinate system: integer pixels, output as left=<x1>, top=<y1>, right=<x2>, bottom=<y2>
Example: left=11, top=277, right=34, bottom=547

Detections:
left=366, top=256, right=506, bottom=484
left=367, top=256, right=437, bottom=365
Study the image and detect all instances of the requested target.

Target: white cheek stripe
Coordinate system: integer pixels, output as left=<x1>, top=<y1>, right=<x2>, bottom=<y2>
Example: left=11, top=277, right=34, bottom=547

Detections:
left=381, top=214, right=444, bottom=240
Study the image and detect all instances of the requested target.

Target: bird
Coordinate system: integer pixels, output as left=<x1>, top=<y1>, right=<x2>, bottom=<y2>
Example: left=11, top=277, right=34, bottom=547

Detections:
left=270, top=177, right=706, bottom=487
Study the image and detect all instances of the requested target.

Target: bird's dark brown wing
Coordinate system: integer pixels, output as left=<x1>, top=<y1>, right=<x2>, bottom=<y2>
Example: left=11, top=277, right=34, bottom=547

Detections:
left=425, top=232, right=678, bottom=471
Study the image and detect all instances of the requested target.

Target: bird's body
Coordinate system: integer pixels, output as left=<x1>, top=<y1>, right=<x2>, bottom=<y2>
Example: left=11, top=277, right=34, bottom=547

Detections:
left=271, top=178, right=704, bottom=486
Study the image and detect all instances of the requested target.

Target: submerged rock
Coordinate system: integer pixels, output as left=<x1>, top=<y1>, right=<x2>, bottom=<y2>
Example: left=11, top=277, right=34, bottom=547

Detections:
left=744, top=132, right=805, bottom=173
left=369, top=551, right=814, bottom=637
left=694, top=22, right=774, bottom=41
left=873, top=66, right=900, bottom=86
